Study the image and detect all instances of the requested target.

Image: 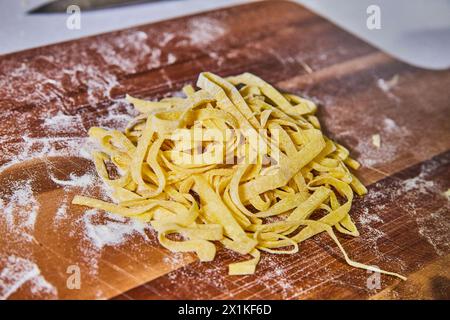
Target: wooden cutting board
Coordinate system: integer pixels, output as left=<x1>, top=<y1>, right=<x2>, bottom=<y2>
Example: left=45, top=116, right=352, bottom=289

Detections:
left=0, top=1, right=449, bottom=300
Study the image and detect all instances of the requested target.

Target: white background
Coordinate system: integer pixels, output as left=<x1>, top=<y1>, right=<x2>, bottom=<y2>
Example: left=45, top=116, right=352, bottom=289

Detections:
left=1, top=0, right=449, bottom=69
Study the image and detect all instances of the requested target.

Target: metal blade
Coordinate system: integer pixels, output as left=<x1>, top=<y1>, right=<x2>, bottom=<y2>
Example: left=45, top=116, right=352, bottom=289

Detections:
left=28, top=0, right=174, bottom=14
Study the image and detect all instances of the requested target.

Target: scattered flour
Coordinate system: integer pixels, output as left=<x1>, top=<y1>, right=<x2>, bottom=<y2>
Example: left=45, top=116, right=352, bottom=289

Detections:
left=377, top=74, right=399, bottom=93
left=0, top=136, right=89, bottom=173
left=382, top=118, right=399, bottom=132
left=325, top=83, right=411, bottom=168
left=43, top=111, right=84, bottom=133
left=356, top=207, right=386, bottom=251
left=402, top=176, right=435, bottom=194
left=66, top=208, right=152, bottom=277
left=398, top=158, right=438, bottom=195
left=82, top=209, right=148, bottom=249
left=0, top=104, right=138, bottom=299
left=187, top=17, right=226, bottom=45
left=415, top=207, right=450, bottom=256
left=254, top=255, right=295, bottom=298
left=395, top=159, right=449, bottom=255
left=377, top=75, right=400, bottom=101
left=356, top=117, right=410, bottom=167
left=90, top=30, right=151, bottom=73
left=162, top=253, right=185, bottom=266
left=0, top=181, right=39, bottom=242
left=0, top=28, right=180, bottom=299
left=358, top=207, right=384, bottom=225
left=54, top=196, right=68, bottom=224
left=167, top=53, right=177, bottom=64
left=0, top=255, right=57, bottom=300
left=50, top=172, right=95, bottom=188
left=0, top=181, right=58, bottom=299
left=397, top=160, right=450, bottom=255
left=356, top=156, right=450, bottom=258
left=0, top=99, right=135, bottom=175
left=159, top=32, right=176, bottom=46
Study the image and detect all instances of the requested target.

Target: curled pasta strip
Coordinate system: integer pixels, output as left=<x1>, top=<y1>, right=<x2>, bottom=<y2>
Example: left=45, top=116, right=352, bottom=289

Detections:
left=73, top=72, right=405, bottom=279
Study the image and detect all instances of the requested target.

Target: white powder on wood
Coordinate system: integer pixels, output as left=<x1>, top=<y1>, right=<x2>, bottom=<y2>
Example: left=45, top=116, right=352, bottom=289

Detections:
left=416, top=207, right=450, bottom=256
left=50, top=172, right=95, bottom=188
left=377, top=75, right=399, bottom=93
left=167, top=53, right=177, bottom=64
left=54, top=196, right=68, bottom=224
left=402, top=176, right=435, bottom=194
left=0, top=30, right=178, bottom=298
left=356, top=207, right=386, bottom=252
left=383, top=118, right=399, bottom=132
left=358, top=207, right=384, bottom=225
left=82, top=209, right=148, bottom=249
left=0, top=181, right=39, bottom=241
left=90, top=30, right=151, bottom=73
left=64, top=208, right=154, bottom=277
left=355, top=117, right=409, bottom=167
left=0, top=255, right=57, bottom=300
left=187, top=17, right=226, bottom=45
left=159, top=32, right=175, bottom=46
left=43, top=111, right=85, bottom=133
left=390, top=159, right=448, bottom=255
left=0, top=136, right=86, bottom=173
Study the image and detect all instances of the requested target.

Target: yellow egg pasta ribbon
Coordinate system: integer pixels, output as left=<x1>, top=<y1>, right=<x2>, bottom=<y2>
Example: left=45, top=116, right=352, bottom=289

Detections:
left=72, top=72, right=405, bottom=280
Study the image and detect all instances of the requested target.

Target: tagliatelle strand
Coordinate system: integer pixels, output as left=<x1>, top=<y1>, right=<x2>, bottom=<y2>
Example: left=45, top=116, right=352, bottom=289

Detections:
left=72, top=72, right=405, bottom=280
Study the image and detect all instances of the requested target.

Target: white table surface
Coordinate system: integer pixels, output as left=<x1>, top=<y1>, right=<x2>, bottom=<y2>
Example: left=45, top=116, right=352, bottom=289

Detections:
left=1, top=0, right=449, bottom=70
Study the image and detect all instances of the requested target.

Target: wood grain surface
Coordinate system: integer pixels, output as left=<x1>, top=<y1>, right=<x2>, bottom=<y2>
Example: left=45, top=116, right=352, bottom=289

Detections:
left=0, top=0, right=449, bottom=300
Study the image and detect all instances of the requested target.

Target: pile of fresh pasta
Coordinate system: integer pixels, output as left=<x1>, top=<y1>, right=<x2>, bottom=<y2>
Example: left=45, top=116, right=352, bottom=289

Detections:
left=73, top=72, right=405, bottom=279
